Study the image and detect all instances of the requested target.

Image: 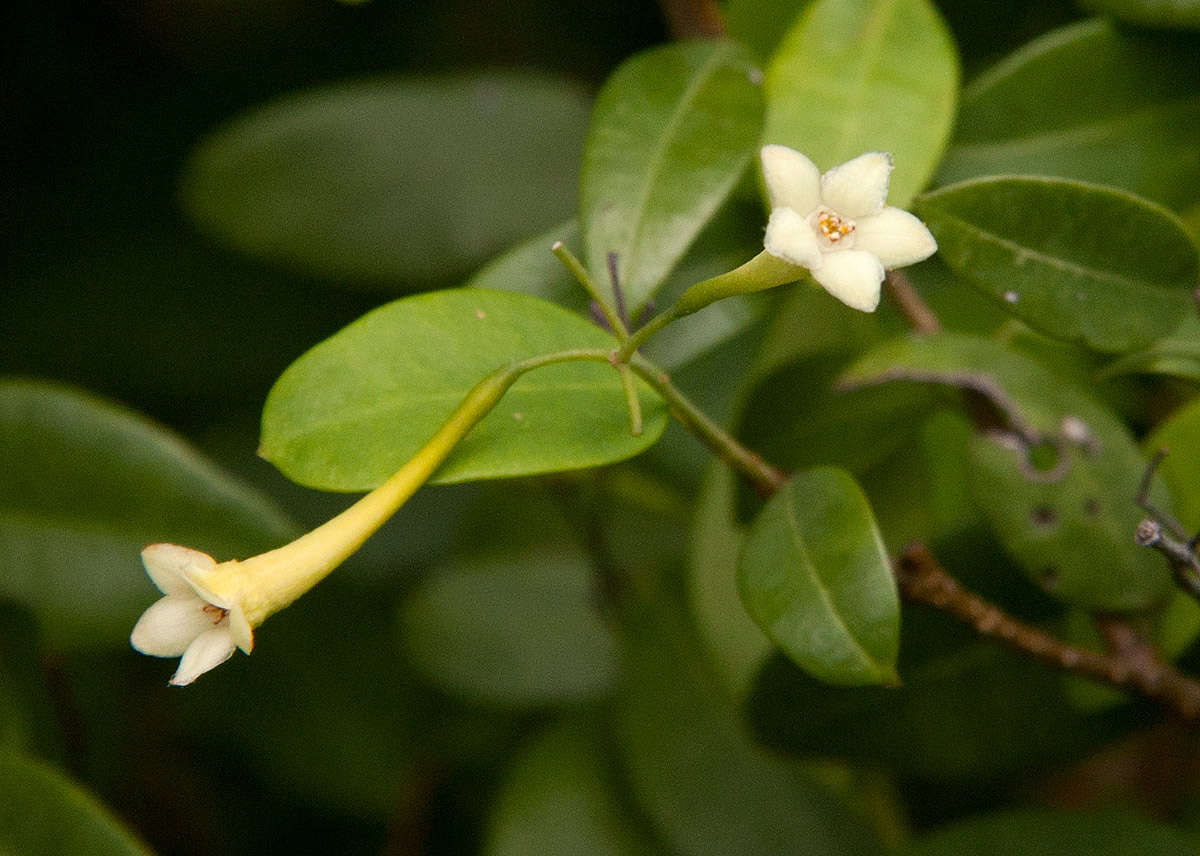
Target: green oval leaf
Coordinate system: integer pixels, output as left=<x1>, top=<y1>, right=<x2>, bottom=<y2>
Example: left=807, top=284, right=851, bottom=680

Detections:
left=900, top=808, right=1195, bottom=856
left=1147, top=395, right=1200, bottom=531
left=739, top=467, right=900, bottom=686
left=484, top=720, right=653, bottom=856
left=0, top=380, right=298, bottom=649
left=841, top=333, right=1174, bottom=609
left=181, top=73, right=591, bottom=289
left=915, top=176, right=1199, bottom=352
left=580, top=40, right=764, bottom=312
left=938, top=20, right=1200, bottom=208
left=1079, top=0, right=1200, bottom=31
left=1100, top=315, right=1200, bottom=381
left=398, top=548, right=619, bottom=707
left=615, top=604, right=878, bottom=856
left=260, top=289, right=667, bottom=490
left=764, top=0, right=959, bottom=207
left=0, top=753, right=150, bottom=856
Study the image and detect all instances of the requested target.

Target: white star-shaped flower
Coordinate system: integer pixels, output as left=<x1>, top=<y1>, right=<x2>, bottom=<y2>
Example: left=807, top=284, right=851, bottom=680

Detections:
left=760, top=145, right=937, bottom=312
left=130, top=543, right=254, bottom=686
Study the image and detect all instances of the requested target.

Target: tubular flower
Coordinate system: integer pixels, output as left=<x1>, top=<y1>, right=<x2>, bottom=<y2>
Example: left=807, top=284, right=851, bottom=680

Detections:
left=130, top=367, right=522, bottom=685
left=761, top=144, right=937, bottom=312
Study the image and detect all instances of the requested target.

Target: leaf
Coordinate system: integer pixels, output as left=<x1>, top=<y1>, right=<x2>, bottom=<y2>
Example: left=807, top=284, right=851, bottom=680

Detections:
left=739, top=467, right=899, bottom=685
left=1078, top=0, right=1200, bottom=31
left=687, top=465, right=772, bottom=698
left=899, top=808, right=1195, bottom=856
left=764, top=0, right=959, bottom=208
left=1100, top=315, right=1200, bottom=381
left=841, top=333, right=1174, bottom=610
left=938, top=20, right=1200, bottom=209
left=614, top=604, right=879, bottom=856
left=259, top=289, right=667, bottom=491
left=0, top=380, right=298, bottom=649
left=1147, top=395, right=1200, bottom=531
left=579, top=40, right=764, bottom=312
left=180, top=72, right=592, bottom=289
left=915, top=176, right=1199, bottom=352
left=483, top=720, right=655, bottom=856
left=0, top=752, right=151, bottom=856
left=398, top=548, right=620, bottom=707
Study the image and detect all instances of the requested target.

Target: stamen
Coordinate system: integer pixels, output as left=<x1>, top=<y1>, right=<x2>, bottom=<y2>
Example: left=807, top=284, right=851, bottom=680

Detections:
left=814, top=207, right=855, bottom=245
left=202, top=603, right=229, bottom=624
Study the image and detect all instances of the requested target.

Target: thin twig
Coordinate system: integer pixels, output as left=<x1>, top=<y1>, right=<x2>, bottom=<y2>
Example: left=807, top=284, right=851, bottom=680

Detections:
left=658, top=0, right=725, bottom=38
left=897, top=543, right=1200, bottom=721
left=884, top=270, right=940, bottom=335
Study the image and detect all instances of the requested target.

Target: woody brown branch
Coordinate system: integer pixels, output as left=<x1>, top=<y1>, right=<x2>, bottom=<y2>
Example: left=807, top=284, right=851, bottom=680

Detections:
left=897, top=542, right=1200, bottom=721
left=884, top=270, right=940, bottom=335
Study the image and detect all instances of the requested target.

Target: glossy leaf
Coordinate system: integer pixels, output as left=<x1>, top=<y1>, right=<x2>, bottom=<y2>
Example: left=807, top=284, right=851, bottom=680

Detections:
left=484, top=720, right=654, bottom=856
left=739, top=467, right=899, bottom=685
left=260, top=289, right=667, bottom=491
left=938, top=20, right=1200, bottom=209
left=764, top=0, right=959, bottom=208
left=579, top=40, right=764, bottom=312
left=0, top=380, right=298, bottom=649
left=398, top=548, right=619, bottom=706
left=0, top=753, right=151, bottom=856
left=1079, top=0, right=1200, bottom=30
left=900, top=808, right=1195, bottom=856
left=181, top=73, right=591, bottom=289
left=915, top=176, right=1199, bottom=352
left=615, top=604, right=878, bottom=856
left=842, top=333, right=1174, bottom=610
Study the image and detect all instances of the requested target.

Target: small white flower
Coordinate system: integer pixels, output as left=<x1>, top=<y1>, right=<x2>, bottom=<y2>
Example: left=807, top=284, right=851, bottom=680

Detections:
left=760, top=145, right=937, bottom=312
left=130, top=543, right=254, bottom=686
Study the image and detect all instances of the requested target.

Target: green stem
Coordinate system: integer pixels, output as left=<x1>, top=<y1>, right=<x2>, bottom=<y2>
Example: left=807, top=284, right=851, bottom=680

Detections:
left=617, top=363, right=644, bottom=436
left=628, top=355, right=787, bottom=493
left=552, top=242, right=629, bottom=340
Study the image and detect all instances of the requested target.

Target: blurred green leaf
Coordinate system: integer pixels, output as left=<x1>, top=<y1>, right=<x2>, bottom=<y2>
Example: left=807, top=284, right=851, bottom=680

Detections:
left=687, top=465, right=771, bottom=698
left=1100, top=315, right=1200, bottom=381
left=724, top=0, right=815, bottom=60
left=938, top=19, right=1200, bottom=208
left=899, top=807, right=1195, bottom=856
left=1079, top=0, right=1200, bottom=30
left=764, top=0, right=959, bottom=207
left=180, top=73, right=591, bottom=289
left=260, top=289, right=667, bottom=491
left=1147, top=396, right=1200, bottom=530
left=739, top=468, right=899, bottom=685
left=614, top=604, right=878, bottom=856
left=483, top=719, right=656, bottom=856
left=842, top=334, right=1173, bottom=610
left=749, top=606, right=1114, bottom=782
left=580, top=40, right=764, bottom=312
left=916, top=176, right=1198, bottom=352
left=0, top=380, right=297, bottom=649
left=398, top=548, right=619, bottom=707
left=468, top=220, right=587, bottom=311
left=0, top=752, right=151, bottom=855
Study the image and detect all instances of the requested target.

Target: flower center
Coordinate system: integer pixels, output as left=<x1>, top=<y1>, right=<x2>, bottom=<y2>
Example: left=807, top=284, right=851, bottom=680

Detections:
left=811, top=207, right=856, bottom=248
left=202, top=603, right=229, bottom=625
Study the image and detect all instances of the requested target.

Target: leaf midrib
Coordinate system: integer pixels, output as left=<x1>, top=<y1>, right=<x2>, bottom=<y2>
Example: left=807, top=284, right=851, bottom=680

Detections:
left=781, top=488, right=879, bottom=673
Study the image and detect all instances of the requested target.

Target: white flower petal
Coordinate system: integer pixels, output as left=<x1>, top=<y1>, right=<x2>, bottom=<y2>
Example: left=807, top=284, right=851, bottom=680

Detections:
left=761, top=144, right=821, bottom=216
left=130, top=595, right=215, bottom=657
left=170, top=627, right=237, bottom=686
left=142, top=543, right=217, bottom=597
left=820, top=152, right=893, bottom=219
left=811, top=250, right=885, bottom=312
left=764, top=207, right=823, bottom=269
left=854, top=207, right=937, bottom=269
